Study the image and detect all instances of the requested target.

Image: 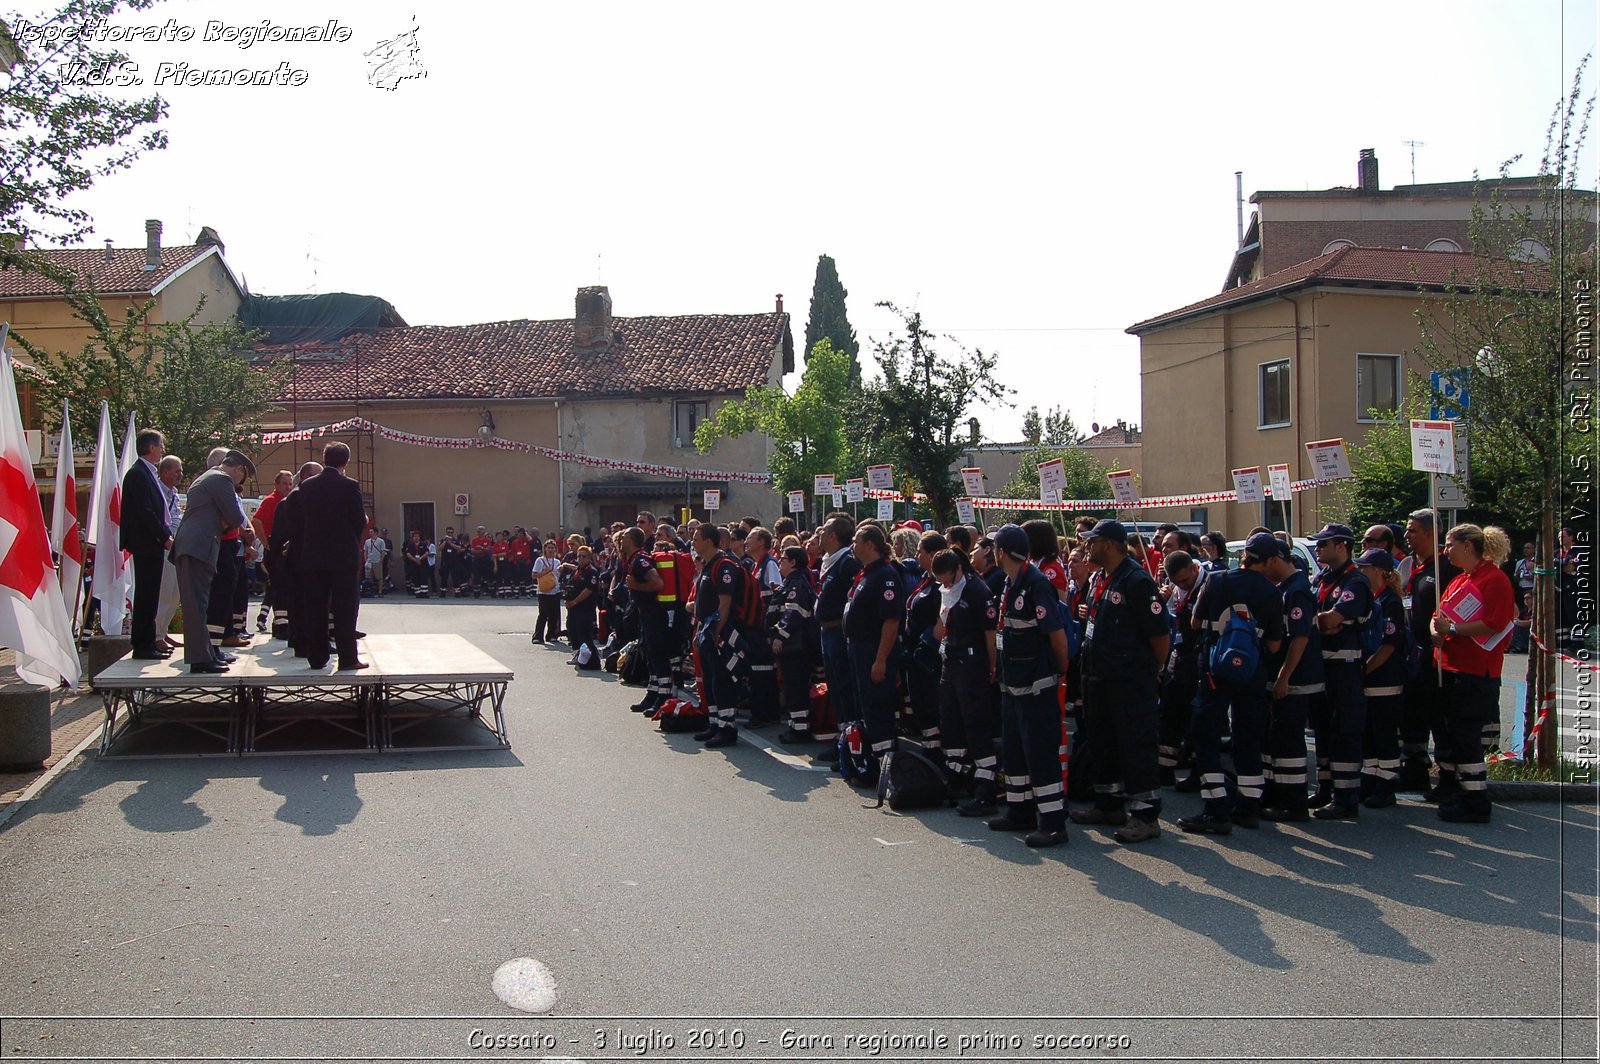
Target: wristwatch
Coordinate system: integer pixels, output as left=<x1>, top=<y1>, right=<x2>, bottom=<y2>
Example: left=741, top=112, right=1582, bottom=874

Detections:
left=1448, top=621, right=1459, bottom=637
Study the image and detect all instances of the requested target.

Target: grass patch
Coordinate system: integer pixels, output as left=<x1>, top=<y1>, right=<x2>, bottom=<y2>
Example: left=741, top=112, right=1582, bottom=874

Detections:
left=1486, top=756, right=1595, bottom=784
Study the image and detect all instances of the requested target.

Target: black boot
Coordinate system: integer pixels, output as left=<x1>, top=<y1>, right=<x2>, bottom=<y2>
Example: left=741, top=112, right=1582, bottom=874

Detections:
left=1307, top=781, right=1334, bottom=809
left=1362, top=777, right=1397, bottom=809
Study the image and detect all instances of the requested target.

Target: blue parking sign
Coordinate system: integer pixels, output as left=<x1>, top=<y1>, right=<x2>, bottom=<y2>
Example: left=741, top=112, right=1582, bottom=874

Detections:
left=1430, top=369, right=1469, bottom=420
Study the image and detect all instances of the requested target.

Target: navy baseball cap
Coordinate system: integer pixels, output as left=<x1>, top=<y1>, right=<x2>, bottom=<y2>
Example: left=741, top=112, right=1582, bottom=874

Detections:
left=1309, top=522, right=1356, bottom=543
left=992, top=524, right=1030, bottom=560
left=1081, top=519, right=1128, bottom=545
left=1243, top=531, right=1285, bottom=561
left=1355, top=547, right=1396, bottom=571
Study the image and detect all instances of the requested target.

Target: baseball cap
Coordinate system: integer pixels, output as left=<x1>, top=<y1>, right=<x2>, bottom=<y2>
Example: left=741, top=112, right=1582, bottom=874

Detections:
left=1243, top=531, right=1285, bottom=561
left=1080, top=519, right=1128, bottom=545
left=1309, top=522, right=1356, bottom=543
left=992, top=524, right=1030, bottom=561
left=1355, top=547, right=1396, bottom=571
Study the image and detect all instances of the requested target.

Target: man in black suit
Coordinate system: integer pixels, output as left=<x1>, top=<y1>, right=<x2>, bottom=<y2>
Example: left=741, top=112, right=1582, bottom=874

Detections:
left=295, top=443, right=369, bottom=670
left=119, top=428, right=174, bottom=660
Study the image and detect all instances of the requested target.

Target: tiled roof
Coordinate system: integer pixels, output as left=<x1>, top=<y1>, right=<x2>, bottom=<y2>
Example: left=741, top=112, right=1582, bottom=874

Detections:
left=257, top=313, right=793, bottom=402
left=1080, top=424, right=1141, bottom=446
left=0, top=244, right=218, bottom=298
left=1128, top=246, right=1546, bottom=334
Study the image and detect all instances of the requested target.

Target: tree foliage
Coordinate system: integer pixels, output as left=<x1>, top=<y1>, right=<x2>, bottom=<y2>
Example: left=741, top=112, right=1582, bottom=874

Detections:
left=1328, top=384, right=1431, bottom=529
left=997, top=444, right=1117, bottom=521
left=802, top=254, right=859, bottom=386
left=694, top=338, right=856, bottom=497
left=12, top=279, right=287, bottom=474
left=0, top=1, right=169, bottom=275
left=852, top=303, right=1012, bottom=525
left=1020, top=404, right=1081, bottom=447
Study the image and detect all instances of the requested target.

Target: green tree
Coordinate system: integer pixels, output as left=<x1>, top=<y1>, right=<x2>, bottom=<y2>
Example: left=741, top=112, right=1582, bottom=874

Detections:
left=1020, top=404, right=1081, bottom=447
left=802, top=254, right=860, bottom=386
left=1328, top=384, right=1431, bottom=529
left=1411, top=58, right=1594, bottom=766
left=853, top=303, right=1012, bottom=526
left=0, top=1, right=169, bottom=275
left=997, top=445, right=1118, bottom=522
left=694, top=338, right=856, bottom=505
left=12, top=279, right=287, bottom=474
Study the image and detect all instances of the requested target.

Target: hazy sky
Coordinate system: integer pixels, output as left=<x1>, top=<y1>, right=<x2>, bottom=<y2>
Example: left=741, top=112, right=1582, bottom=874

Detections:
left=15, top=0, right=1597, bottom=441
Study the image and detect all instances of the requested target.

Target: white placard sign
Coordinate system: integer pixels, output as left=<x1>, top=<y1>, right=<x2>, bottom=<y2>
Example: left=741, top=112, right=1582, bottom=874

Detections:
left=1267, top=463, right=1294, bottom=500
left=876, top=498, right=896, bottom=521
left=703, top=489, right=721, bottom=511
left=844, top=478, right=865, bottom=503
left=1409, top=419, right=1457, bottom=475
left=1040, top=488, right=1061, bottom=506
left=1107, top=469, right=1140, bottom=507
left=956, top=498, right=976, bottom=525
left=1304, top=438, right=1352, bottom=480
left=813, top=473, right=836, bottom=495
left=1231, top=466, right=1266, bottom=505
left=831, top=490, right=843, bottom=508
left=866, top=464, right=895, bottom=491
left=960, top=467, right=985, bottom=497
left=787, top=490, right=805, bottom=514
left=1037, top=458, right=1067, bottom=498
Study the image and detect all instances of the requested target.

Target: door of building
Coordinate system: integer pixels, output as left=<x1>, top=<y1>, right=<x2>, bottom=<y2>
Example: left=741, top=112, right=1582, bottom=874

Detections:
left=402, top=501, right=436, bottom=545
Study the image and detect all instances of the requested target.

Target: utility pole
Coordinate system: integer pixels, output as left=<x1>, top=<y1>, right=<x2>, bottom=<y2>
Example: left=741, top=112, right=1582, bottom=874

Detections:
left=1402, top=139, right=1426, bottom=185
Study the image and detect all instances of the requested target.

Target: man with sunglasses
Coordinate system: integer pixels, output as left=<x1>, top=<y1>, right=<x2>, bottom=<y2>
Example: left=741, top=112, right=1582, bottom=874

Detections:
left=1308, top=523, right=1373, bottom=820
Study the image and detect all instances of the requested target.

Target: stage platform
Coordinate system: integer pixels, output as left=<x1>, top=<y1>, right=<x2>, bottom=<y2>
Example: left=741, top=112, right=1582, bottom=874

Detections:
left=92, top=634, right=513, bottom=757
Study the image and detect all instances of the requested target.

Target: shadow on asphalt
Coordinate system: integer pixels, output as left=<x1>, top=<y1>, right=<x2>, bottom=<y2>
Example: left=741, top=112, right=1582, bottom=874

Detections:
left=0, top=747, right=524, bottom=838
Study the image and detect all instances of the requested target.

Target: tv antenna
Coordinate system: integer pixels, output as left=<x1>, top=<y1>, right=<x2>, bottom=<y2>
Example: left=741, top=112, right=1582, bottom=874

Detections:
left=1402, top=139, right=1426, bottom=185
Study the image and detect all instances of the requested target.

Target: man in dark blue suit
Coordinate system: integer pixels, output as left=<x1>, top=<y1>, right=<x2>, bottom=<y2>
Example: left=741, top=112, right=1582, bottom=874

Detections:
left=295, top=443, right=369, bottom=670
left=119, top=428, right=173, bottom=660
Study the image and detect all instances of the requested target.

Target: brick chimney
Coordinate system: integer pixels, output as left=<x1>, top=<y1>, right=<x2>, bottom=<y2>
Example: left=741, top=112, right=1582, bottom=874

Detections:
left=574, top=285, right=613, bottom=354
left=195, top=225, right=225, bottom=256
left=142, top=219, right=161, bottom=271
left=775, top=293, right=784, bottom=314
left=1357, top=149, right=1379, bottom=194
left=104, top=239, right=114, bottom=263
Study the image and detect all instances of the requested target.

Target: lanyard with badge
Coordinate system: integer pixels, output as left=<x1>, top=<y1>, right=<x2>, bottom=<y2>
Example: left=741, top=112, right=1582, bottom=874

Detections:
left=1085, top=562, right=1134, bottom=643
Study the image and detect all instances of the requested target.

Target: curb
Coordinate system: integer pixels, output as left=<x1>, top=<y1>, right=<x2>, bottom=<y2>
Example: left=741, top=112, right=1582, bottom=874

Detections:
left=0, top=727, right=98, bottom=831
left=1486, top=780, right=1598, bottom=803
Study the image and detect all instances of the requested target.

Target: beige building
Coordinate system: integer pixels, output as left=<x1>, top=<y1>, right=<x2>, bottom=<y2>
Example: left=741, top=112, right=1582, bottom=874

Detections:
left=252, top=286, right=793, bottom=541
left=1131, top=246, right=1477, bottom=539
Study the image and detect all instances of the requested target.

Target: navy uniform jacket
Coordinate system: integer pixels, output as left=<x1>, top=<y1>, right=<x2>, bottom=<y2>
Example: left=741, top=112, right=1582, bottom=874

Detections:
left=816, top=549, right=861, bottom=626
left=941, top=575, right=995, bottom=654
left=997, top=562, right=1064, bottom=696
left=1315, top=560, right=1372, bottom=663
left=843, top=558, right=903, bottom=645
left=695, top=551, right=745, bottom=625
left=773, top=570, right=817, bottom=651
left=1365, top=588, right=1409, bottom=692
left=1276, top=569, right=1326, bottom=694
left=1082, top=557, right=1167, bottom=680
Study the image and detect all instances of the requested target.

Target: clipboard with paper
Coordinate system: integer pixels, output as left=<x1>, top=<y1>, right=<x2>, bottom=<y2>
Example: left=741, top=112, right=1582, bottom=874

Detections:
left=1439, top=583, right=1513, bottom=651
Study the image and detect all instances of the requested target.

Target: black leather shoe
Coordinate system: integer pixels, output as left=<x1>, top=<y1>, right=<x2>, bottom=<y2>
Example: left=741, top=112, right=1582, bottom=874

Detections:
left=1177, top=813, right=1234, bottom=835
left=986, top=812, right=1036, bottom=832
left=306, top=658, right=330, bottom=670
left=1312, top=802, right=1360, bottom=821
left=776, top=727, right=811, bottom=745
left=214, top=653, right=237, bottom=664
left=703, top=729, right=738, bottom=749
left=1260, top=806, right=1309, bottom=823
left=337, top=661, right=370, bottom=671
left=1024, top=829, right=1069, bottom=848
left=956, top=798, right=998, bottom=818
left=692, top=726, right=720, bottom=742
left=1173, top=774, right=1202, bottom=793
left=189, top=662, right=229, bottom=674
left=131, top=648, right=169, bottom=660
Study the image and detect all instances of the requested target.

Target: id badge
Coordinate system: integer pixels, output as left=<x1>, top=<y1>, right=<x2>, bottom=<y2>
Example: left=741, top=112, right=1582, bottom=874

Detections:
left=995, top=631, right=1004, bottom=652
left=1402, top=595, right=1413, bottom=612
left=1085, top=620, right=1096, bottom=641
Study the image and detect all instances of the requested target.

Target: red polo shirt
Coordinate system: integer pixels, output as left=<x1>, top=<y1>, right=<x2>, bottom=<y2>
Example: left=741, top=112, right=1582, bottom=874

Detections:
left=1437, top=561, right=1517, bottom=679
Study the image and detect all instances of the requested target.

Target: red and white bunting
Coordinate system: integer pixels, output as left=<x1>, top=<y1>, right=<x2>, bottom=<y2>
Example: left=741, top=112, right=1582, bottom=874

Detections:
left=965, top=475, right=1354, bottom=512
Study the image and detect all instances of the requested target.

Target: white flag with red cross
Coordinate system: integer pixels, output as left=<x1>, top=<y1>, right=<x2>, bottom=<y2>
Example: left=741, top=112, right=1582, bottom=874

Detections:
left=86, top=400, right=130, bottom=634
left=0, top=339, right=81, bottom=689
left=50, top=399, right=82, bottom=614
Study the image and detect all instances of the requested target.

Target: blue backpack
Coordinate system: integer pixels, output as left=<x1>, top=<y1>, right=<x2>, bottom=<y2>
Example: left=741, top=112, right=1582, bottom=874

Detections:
left=1359, top=607, right=1385, bottom=660
left=837, top=720, right=877, bottom=785
left=1056, top=596, right=1083, bottom=663
left=1209, top=607, right=1262, bottom=688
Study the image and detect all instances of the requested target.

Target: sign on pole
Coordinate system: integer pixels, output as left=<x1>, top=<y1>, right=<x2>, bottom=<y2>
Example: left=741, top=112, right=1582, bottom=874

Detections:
left=866, top=464, right=894, bottom=491
left=1107, top=470, right=1140, bottom=508
left=787, top=490, right=805, bottom=514
left=1038, top=458, right=1067, bottom=499
left=703, top=488, right=721, bottom=511
left=1304, top=438, right=1352, bottom=480
left=813, top=474, right=835, bottom=496
left=1232, top=466, right=1266, bottom=505
left=844, top=478, right=865, bottom=504
left=1408, top=420, right=1457, bottom=475
left=1041, top=488, right=1061, bottom=507
left=831, top=489, right=843, bottom=509
left=876, top=498, right=896, bottom=521
left=1430, top=368, right=1470, bottom=421
left=956, top=498, right=976, bottom=525
left=960, top=467, right=985, bottom=497
left=1266, top=463, right=1294, bottom=500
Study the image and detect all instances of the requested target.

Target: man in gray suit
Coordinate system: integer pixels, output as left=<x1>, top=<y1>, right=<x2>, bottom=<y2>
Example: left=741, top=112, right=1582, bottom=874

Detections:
left=172, top=449, right=255, bottom=674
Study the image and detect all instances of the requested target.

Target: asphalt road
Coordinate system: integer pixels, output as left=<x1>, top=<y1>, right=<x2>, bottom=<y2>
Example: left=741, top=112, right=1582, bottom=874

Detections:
left=0, top=601, right=1595, bottom=1063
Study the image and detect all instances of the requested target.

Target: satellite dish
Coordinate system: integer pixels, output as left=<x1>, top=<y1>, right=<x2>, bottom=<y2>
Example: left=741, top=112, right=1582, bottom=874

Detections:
left=1091, top=422, right=1101, bottom=434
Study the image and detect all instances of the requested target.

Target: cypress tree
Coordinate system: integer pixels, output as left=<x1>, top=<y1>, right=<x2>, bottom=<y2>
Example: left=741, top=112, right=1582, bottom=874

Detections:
left=803, top=254, right=860, bottom=384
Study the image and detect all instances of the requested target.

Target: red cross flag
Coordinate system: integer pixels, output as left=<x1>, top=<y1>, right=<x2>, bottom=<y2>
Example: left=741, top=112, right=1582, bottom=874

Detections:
left=0, top=340, right=80, bottom=689
left=86, top=400, right=130, bottom=635
left=50, top=399, right=82, bottom=618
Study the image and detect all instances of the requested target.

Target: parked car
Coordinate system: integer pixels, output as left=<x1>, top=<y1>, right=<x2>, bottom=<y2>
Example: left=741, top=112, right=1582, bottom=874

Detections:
left=1226, top=536, right=1318, bottom=575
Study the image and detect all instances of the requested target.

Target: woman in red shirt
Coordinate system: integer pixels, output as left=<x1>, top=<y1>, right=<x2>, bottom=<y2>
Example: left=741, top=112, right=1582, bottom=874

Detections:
left=1429, top=524, right=1516, bottom=824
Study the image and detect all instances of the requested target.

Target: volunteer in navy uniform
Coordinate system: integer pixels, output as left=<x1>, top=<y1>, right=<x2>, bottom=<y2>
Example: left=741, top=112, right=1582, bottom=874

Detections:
left=690, top=523, right=747, bottom=748
left=1070, top=519, right=1170, bottom=844
left=932, top=548, right=1000, bottom=815
left=1259, top=539, right=1324, bottom=821
left=813, top=515, right=862, bottom=764
left=1308, top=523, right=1373, bottom=820
left=841, top=522, right=903, bottom=782
left=902, top=531, right=948, bottom=754
left=563, top=545, right=603, bottom=669
left=985, top=524, right=1073, bottom=847
left=1177, top=532, right=1284, bottom=834
left=1356, top=547, right=1409, bottom=808
left=1397, top=508, right=1460, bottom=796
left=620, top=527, right=671, bottom=714
left=772, top=545, right=821, bottom=746
left=1156, top=550, right=1207, bottom=788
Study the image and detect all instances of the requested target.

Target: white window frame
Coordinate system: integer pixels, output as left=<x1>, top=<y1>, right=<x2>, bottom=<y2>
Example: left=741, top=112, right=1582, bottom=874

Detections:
left=673, top=400, right=709, bottom=450
left=1258, top=359, right=1292, bottom=429
left=1356, top=352, right=1403, bottom=423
